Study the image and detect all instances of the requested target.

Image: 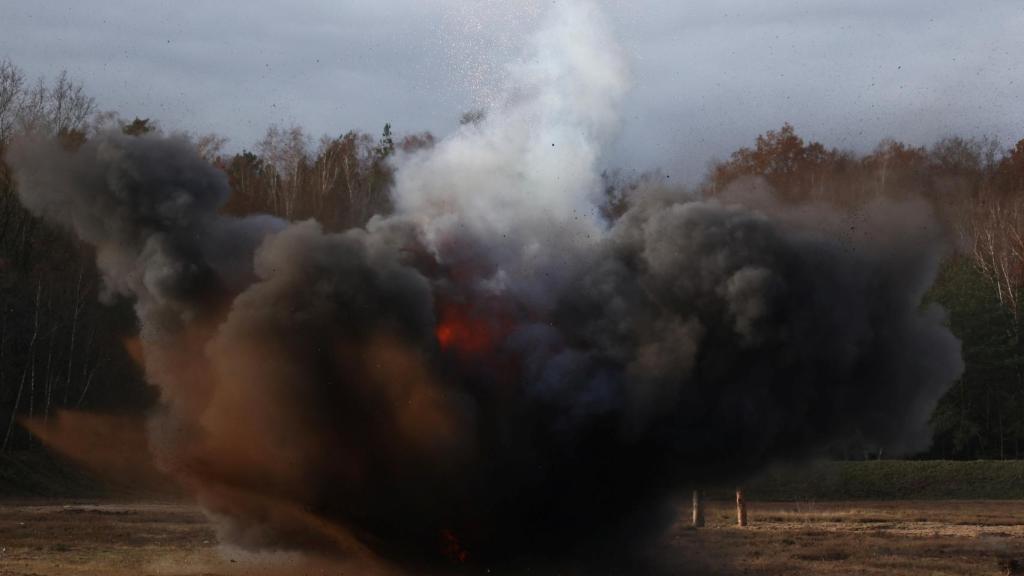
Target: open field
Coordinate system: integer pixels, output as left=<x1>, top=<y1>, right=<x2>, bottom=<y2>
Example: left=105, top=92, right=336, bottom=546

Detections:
left=4, top=456, right=1024, bottom=574
left=739, top=460, right=1024, bottom=501
left=1, top=499, right=1023, bottom=575
left=669, top=500, right=1024, bottom=575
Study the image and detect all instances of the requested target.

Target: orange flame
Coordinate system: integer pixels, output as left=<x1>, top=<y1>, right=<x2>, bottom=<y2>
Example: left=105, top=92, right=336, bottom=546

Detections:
left=435, top=303, right=496, bottom=356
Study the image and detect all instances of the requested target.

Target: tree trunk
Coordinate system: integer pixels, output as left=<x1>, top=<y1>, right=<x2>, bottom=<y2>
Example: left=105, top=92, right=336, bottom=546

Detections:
left=42, top=288, right=55, bottom=424
left=27, top=283, right=41, bottom=426
left=3, top=369, right=27, bottom=451
left=76, top=362, right=98, bottom=409
left=63, top=263, right=84, bottom=406
left=4, top=283, right=40, bottom=450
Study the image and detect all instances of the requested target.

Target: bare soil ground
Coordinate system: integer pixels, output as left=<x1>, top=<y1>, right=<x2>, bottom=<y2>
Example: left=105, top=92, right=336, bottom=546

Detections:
left=1, top=500, right=1023, bottom=575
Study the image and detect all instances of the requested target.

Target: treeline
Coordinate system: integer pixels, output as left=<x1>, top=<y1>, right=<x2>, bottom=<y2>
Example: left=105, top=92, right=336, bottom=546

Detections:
left=218, top=123, right=434, bottom=231
left=119, top=119, right=436, bottom=231
left=0, top=61, right=432, bottom=450
left=3, top=60, right=1024, bottom=460
left=0, top=61, right=143, bottom=451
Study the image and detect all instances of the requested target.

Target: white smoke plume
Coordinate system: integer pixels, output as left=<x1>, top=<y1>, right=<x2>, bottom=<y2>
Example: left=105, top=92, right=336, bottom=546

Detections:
left=389, top=0, right=627, bottom=308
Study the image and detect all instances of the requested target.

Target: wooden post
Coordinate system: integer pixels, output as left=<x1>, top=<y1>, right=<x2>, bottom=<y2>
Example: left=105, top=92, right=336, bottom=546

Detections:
left=691, top=489, right=705, bottom=527
left=736, top=488, right=747, bottom=527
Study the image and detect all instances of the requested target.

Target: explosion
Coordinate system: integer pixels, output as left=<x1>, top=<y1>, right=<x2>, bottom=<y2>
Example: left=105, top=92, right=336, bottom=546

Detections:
left=6, top=0, right=962, bottom=573
left=434, top=302, right=500, bottom=356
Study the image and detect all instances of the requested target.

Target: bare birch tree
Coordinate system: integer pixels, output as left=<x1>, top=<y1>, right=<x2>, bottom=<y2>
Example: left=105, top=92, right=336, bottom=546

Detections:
left=48, top=70, right=96, bottom=136
left=0, top=59, right=25, bottom=143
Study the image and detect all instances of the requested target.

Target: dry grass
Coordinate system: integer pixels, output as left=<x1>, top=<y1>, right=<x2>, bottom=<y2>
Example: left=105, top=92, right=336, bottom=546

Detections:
left=0, top=502, right=380, bottom=576
left=1, top=500, right=1023, bottom=575
left=663, top=500, right=1024, bottom=575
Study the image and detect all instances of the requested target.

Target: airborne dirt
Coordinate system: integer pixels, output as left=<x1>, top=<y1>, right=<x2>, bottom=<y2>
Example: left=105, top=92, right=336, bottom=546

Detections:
left=2, top=500, right=1022, bottom=576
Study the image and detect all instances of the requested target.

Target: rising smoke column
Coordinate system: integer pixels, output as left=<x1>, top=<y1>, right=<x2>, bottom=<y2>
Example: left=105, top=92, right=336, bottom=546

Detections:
left=7, top=0, right=962, bottom=572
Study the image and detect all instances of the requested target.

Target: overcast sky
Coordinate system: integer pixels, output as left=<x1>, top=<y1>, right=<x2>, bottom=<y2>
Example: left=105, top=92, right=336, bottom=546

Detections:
left=2, top=0, right=1022, bottom=182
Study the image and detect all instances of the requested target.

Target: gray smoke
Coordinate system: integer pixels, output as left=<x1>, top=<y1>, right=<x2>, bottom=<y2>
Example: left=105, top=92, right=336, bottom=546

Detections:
left=6, top=0, right=962, bottom=572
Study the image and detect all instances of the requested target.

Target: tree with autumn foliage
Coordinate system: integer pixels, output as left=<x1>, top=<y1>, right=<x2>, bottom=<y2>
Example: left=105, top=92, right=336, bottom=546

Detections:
left=706, top=123, right=856, bottom=203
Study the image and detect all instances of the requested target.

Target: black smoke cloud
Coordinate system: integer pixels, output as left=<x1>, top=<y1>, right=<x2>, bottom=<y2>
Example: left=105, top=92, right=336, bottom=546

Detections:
left=8, top=131, right=962, bottom=571
left=5, top=1, right=962, bottom=571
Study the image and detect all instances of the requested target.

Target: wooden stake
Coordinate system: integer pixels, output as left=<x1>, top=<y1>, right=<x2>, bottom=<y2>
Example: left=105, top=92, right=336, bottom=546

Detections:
left=692, top=489, right=705, bottom=528
left=736, top=488, right=747, bottom=527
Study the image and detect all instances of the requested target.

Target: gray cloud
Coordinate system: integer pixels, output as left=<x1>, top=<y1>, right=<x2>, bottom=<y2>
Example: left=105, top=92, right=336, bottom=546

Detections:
left=2, top=0, right=1022, bottom=181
